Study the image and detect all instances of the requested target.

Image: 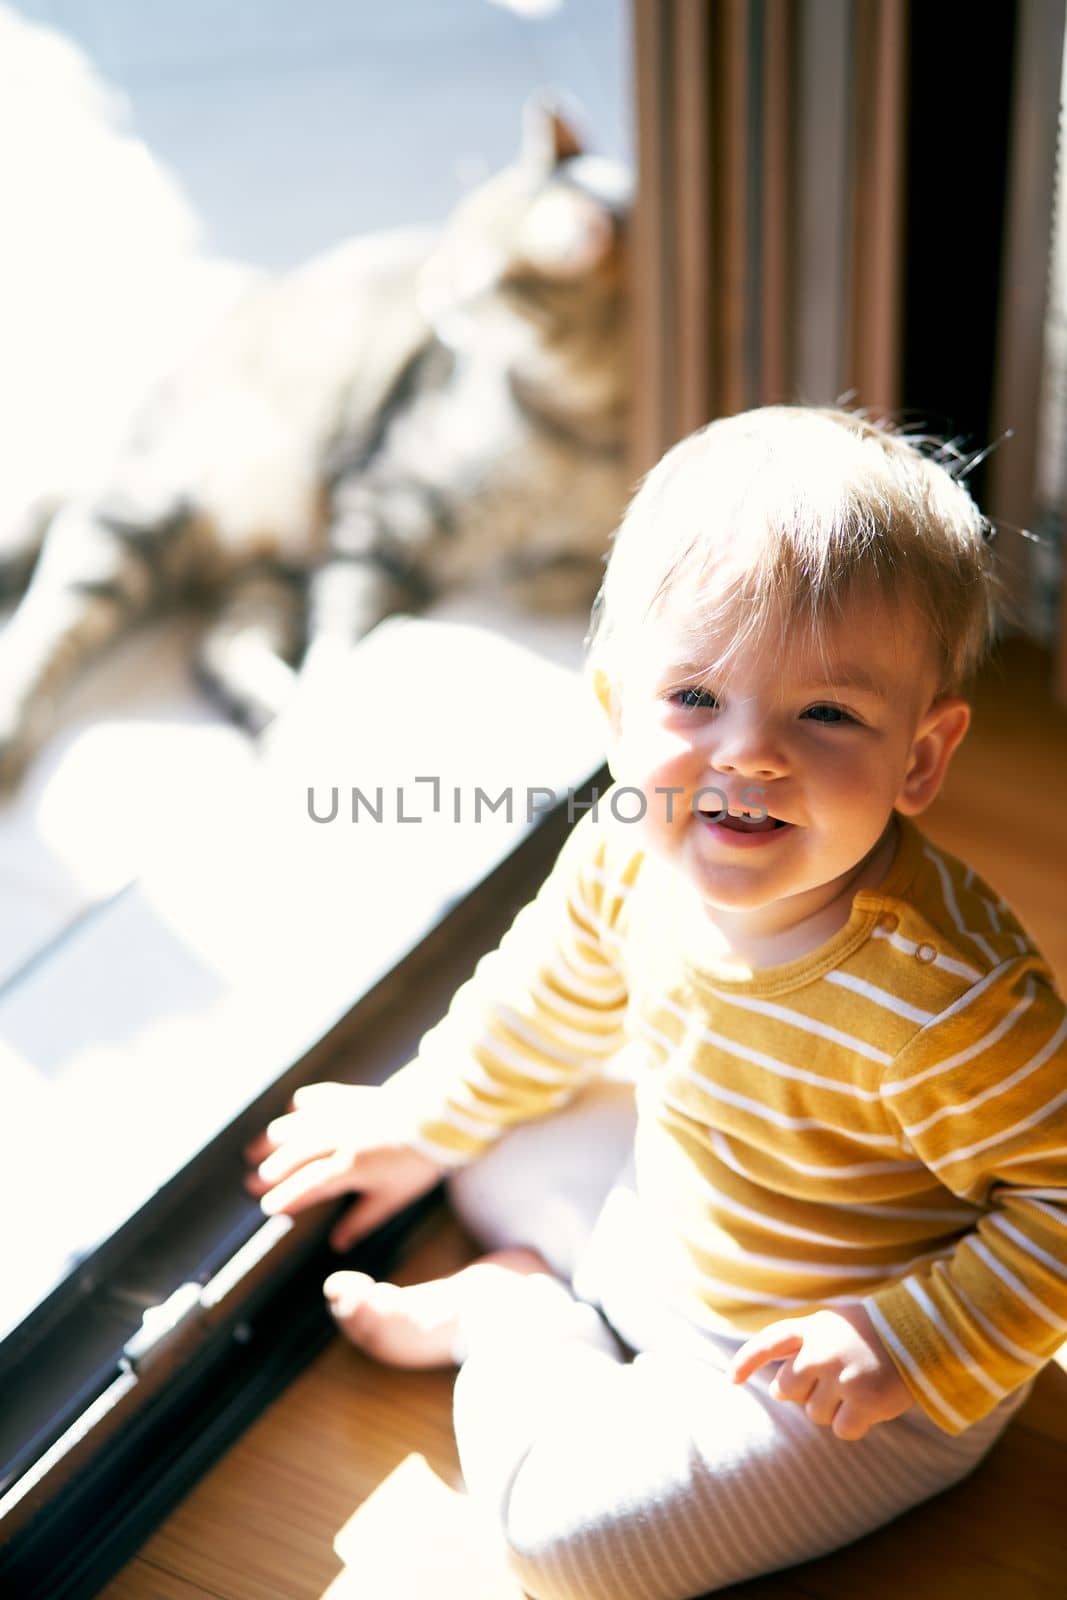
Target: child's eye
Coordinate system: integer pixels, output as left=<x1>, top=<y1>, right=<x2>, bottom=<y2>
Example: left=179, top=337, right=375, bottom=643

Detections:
left=670, top=687, right=718, bottom=710
left=801, top=703, right=855, bottom=725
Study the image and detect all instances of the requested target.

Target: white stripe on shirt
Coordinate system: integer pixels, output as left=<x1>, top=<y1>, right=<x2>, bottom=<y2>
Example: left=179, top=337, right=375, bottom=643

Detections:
left=680, top=1170, right=898, bottom=1249
left=1011, top=1194, right=1067, bottom=1233
left=560, top=936, right=625, bottom=982
left=463, top=1035, right=579, bottom=1085
left=707, top=1127, right=923, bottom=1182
left=544, top=951, right=628, bottom=1007
left=966, top=1237, right=1067, bottom=1331
left=923, top=845, right=1000, bottom=966
left=526, top=973, right=627, bottom=1031
left=870, top=923, right=982, bottom=983
left=497, top=1007, right=621, bottom=1062
left=661, top=996, right=886, bottom=1100
left=683, top=1231, right=950, bottom=1281
left=924, top=1039, right=1067, bottom=1173
left=900, top=1277, right=1008, bottom=1400
left=915, top=956, right=1025, bottom=1031
left=665, top=1074, right=901, bottom=1145
left=824, top=970, right=934, bottom=1024
left=881, top=982, right=1035, bottom=1098
left=949, top=1283, right=1046, bottom=1369
left=688, top=1269, right=867, bottom=1310
left=864, top=1300, right=969, bottom=1430
left=706, top=988, right=893, bottom=1065
left=984, top=1215, right=1067, bottom=1284
left=900, top=995, right=1056, bottom=1138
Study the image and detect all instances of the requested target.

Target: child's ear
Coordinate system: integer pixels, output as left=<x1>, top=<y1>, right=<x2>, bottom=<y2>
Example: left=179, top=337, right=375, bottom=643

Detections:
left=895, top=696, right=971, bottom=816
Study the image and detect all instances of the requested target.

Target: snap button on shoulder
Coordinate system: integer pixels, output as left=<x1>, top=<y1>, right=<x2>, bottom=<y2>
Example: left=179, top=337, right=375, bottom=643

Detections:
left=879, top=912, right=900, bottom=933
left=915, top=942, right=938, bottom=964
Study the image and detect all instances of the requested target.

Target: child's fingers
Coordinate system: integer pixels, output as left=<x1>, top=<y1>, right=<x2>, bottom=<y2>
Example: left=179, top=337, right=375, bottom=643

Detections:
left=293, top=1081, right=372, bottom=1111
left=802, top=1377, right=840, bottom=1427
left=259, top=1154, right=352, bottom=1217
left=767, top=1358, right=815, bottom=1405
left=264, top=1109, right=308, bottom=1146
left=255, top=1129, right=339, bottom=1187
left=831, top=1401, right=872, bottom=1442
left=293, top=1082, right=344, bottom=1105
left=730, top=1323, right=806, bottom=1384
left=242, top=1081, right=368, bottom=1162
left=243, top=1111, right=303, bottom=1164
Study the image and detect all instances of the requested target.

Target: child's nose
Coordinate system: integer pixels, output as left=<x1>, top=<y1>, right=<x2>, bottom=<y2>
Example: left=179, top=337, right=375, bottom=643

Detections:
left=708, top=719, right=788, bottom=781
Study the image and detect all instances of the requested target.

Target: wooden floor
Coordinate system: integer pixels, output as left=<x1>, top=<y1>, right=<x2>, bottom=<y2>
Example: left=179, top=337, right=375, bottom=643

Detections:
left=103, top=639, right=1067, bottom=1600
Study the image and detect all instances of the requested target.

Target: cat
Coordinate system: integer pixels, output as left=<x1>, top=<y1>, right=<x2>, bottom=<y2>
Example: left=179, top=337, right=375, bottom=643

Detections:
left=0, top=101, right=631, bottom=788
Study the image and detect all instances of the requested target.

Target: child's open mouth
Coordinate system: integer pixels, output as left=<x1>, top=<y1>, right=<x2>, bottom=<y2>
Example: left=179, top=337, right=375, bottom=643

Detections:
left=716, top=812, right=787, bottom=833
left=699, top=809, right=793, bottom=845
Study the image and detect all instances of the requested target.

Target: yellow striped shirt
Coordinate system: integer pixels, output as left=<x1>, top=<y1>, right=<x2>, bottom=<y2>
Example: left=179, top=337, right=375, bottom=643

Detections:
left=396, top=801, right=1067, bottom=1435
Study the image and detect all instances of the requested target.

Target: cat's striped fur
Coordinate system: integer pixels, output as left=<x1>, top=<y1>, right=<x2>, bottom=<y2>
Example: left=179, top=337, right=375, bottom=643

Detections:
left=0, top=104, right=631, bottom=785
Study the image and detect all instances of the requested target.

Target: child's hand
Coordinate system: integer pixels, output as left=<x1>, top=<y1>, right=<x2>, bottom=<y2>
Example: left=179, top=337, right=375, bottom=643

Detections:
left=729, top=1303, right=916, bottom=1440
left=242, top=1081, right=449, bottom=1251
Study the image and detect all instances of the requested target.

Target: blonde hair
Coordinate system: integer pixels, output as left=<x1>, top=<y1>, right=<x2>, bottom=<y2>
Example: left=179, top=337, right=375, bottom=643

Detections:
left=587, top=406, right=999, bottom=699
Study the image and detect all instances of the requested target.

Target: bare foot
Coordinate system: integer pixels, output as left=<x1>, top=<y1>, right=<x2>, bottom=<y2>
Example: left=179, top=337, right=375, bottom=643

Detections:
left=324, top=1247, right=552, bottom=1368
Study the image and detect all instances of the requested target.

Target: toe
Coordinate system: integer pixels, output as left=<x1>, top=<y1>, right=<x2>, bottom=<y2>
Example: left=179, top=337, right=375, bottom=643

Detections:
left=323, top=1270, right=374, bottom=1312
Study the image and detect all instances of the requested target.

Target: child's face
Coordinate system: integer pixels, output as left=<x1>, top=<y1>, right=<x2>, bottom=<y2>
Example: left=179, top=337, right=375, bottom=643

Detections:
left=603, top=587, right=968, bottom=928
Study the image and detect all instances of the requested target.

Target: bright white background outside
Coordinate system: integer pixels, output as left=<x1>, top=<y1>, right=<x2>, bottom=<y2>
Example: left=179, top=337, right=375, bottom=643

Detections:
left=0, top=0, right=629, bottom=1334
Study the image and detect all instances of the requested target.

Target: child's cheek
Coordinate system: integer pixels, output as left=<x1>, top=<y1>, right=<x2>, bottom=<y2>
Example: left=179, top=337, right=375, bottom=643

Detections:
left=607, top=734, right=698, bottom=854
left=615, top=714, right=697, bottom=786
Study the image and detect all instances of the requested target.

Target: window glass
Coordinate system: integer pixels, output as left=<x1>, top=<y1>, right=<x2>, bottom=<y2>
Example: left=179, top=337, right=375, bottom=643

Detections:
left=0, top=0, right=629, bottom=1347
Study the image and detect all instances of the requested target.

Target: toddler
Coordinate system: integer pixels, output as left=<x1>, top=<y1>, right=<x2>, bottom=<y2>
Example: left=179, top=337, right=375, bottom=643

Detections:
left=244, top=407, right=1067, bottom=1600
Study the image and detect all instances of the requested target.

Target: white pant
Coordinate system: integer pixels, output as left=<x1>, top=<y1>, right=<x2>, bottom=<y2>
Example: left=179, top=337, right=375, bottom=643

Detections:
left=445, top=1077, right=1033, bottom=1600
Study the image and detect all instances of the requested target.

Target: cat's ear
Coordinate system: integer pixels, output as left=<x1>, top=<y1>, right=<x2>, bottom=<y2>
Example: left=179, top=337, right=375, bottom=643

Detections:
left=522, top=94, right=585, bottom=170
